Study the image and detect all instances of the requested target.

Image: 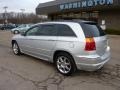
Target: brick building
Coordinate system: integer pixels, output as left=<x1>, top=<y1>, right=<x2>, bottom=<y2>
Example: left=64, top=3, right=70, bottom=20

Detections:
left=36, top=0, right=120, bottom=30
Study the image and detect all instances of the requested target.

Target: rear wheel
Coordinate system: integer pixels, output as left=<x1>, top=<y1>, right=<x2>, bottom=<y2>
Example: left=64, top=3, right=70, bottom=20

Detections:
left=55, top=52, right=76, bottom=76
left=12, top=42, right=21, bottom=55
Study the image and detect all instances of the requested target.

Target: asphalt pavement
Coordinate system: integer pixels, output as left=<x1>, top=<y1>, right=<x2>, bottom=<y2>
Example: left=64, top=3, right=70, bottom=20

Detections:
left=0, top=31, right=120, bottom=90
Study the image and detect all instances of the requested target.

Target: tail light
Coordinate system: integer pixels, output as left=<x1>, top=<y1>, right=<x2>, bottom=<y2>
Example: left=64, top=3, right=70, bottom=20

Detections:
left=85, top=38, right=96, bottom=51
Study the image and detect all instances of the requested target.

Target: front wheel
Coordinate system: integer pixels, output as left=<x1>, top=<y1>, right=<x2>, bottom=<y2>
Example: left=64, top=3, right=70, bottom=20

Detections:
left=55, top=53, right=76, bottom=76
left=12, top=42, right=21, bottom=55
left=14, top=30, right=19, bottom=34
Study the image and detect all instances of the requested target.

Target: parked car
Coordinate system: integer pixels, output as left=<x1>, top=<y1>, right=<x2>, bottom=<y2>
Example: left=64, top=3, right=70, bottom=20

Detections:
left=11, top=24, right=32, bottom=34
left=11, top=20, right=111, bottom=75
left=0, top=24, right=3, bottom=30
left=0, top=24, right=16, bottom=30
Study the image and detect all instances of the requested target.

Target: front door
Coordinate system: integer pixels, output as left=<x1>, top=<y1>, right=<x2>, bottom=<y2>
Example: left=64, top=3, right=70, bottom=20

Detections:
left=21, top=24, right=57, bottom=61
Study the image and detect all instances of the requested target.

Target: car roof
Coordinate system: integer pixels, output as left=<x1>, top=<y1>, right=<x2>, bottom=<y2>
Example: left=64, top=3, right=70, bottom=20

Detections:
left=35, top=20, right=96, bottom=26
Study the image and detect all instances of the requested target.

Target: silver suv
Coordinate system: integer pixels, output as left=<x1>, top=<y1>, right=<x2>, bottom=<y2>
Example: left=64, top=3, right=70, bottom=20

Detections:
left=12, top=20, right=110, bottom=75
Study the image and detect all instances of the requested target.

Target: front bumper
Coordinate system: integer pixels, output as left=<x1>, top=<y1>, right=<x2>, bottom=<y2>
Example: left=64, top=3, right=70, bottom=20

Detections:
left=74, top=46, right=111, bottom=71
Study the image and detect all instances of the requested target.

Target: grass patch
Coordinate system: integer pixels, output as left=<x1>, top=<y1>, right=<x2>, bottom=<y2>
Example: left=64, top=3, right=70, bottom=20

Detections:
left=105, top=29, right=120, bottom=35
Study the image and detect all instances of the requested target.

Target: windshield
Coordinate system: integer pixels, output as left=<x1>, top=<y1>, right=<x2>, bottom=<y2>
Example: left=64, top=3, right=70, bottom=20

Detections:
left=18, top=24, right=26, bottom=28
left=80, top=22, right=106, bottom=37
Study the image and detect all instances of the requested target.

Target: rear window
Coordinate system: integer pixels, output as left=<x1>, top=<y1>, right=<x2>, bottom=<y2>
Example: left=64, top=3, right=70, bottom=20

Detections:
left=80, top=22, right=106, bottom=37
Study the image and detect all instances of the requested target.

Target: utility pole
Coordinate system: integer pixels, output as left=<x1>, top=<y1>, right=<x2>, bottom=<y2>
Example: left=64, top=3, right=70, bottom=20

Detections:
left=20, top=9, right=25, bottom=23
left=20, top=9, right=25, bottom=14
left=3, top=6, right=8, bottom=24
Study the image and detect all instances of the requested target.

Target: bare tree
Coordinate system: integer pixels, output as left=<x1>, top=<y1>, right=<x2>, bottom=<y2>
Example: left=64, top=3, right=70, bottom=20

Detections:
left=0, top=12, right=45, bottom=24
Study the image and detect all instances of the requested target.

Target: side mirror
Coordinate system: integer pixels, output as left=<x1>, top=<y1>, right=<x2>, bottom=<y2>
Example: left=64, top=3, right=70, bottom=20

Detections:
left=21, top=31, right=26, bottom=36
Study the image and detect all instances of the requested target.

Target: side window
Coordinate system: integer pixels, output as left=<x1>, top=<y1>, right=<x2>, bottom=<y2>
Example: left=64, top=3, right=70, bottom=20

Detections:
left=26, top=26, right=39, bottom=36
left=56, top=24, right=76, bottom=37
left=37, top=25, right=57, bottom=36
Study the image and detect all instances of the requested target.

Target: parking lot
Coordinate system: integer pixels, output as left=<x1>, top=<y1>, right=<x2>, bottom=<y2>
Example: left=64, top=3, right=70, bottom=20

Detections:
left=0, top=31, right=120, bottom=90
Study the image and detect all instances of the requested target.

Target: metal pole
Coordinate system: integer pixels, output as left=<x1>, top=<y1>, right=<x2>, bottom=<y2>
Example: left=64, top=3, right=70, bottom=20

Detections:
left=20, top=9, right=25, bottom=14
left=3, top=6, right=8, bottom=24
left=20, top=9, right=25, bottom=23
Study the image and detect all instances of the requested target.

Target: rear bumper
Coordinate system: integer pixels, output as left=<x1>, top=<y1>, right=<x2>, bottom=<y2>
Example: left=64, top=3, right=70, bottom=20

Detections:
left=74, top=46, right=111, bottom=71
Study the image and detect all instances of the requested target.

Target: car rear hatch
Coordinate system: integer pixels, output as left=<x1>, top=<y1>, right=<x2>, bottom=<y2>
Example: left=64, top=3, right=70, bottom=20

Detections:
left=80, top=22, right=107, bottom=56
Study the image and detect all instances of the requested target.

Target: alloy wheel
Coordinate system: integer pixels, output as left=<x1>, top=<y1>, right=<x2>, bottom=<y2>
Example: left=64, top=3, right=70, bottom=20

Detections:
left=57, top=56, right=71, bottom=74
left=13, top=43, right=19, bottom=54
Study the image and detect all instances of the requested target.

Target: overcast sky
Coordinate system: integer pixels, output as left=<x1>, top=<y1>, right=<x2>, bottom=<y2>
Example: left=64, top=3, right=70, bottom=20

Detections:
left=0, top=0, right=54, bottom=13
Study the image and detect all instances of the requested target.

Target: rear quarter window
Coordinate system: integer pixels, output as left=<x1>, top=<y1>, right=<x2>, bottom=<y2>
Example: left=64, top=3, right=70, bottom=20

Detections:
left=80, top=22, right=106, bottom=37
left=56, top=24, right=76, bottom=37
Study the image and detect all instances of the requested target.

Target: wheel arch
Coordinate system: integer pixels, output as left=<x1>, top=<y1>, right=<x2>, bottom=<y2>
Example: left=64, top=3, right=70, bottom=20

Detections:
left=53, top=50, right=77, bottom=74
left=53, top=50, right=76, bottom=65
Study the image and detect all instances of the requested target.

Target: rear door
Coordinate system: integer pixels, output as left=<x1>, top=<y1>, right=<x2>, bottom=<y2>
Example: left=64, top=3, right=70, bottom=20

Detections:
left=81, top=22, right=107, bottom=56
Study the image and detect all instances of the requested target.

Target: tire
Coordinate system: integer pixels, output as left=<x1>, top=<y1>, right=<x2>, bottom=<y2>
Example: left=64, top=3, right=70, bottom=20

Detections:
left=54, top=52, right=76, bottom=76
left=14, top=30, right=19, bottom=34
left=12, top=41, right=21, bottom=55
